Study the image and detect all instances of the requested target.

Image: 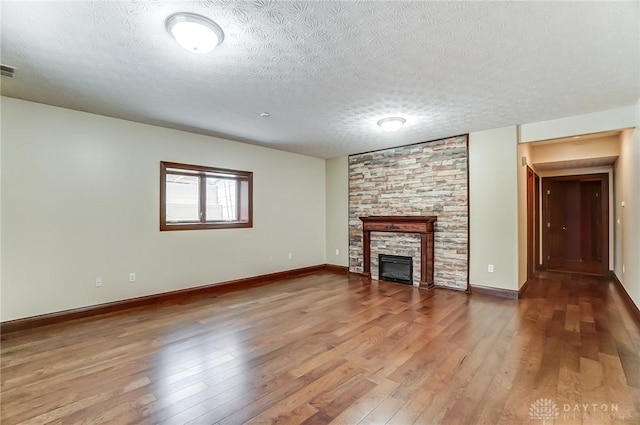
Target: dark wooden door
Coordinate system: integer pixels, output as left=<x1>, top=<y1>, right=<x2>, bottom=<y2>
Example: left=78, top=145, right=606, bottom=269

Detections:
left=547, top=181, right=585, bottom=267
left=546, top=180, right=567, bottom=269
left=543, top=174, right=608, bottom=275
left=562, top=181, right=582, bottom=262
left=580, top=181, right=602, bottom=262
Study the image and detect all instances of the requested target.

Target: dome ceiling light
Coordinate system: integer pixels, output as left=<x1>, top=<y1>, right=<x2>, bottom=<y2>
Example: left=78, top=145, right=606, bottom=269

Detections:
left=377, top=117, right=406, bottom=132
left=166, top=12, right=224, bottom=54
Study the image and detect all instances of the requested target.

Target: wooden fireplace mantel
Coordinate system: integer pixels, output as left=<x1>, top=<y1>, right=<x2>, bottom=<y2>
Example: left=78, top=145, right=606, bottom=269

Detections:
left=360, top=216, right=437, bottom=289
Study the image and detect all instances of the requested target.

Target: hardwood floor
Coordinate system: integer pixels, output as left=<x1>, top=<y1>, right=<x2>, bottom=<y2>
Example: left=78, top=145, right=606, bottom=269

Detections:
left=548, top=260, right=604, bottom=276
left=2, top=271, right=639, bottom=424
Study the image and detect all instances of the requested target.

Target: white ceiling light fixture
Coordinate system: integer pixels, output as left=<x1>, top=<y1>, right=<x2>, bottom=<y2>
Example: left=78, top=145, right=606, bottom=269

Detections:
left=166, top=12, right=224, bottom=54
left=377, top=117, right=406, bottom=132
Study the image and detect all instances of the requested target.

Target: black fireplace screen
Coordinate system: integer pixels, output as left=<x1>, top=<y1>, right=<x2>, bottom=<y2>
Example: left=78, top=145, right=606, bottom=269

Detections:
left=378, top=254, right=413, bottom=285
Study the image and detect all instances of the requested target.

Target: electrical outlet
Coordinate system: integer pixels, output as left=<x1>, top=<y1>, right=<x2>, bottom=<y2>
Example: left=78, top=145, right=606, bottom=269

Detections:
left=623, top=264, right=626, bottom=274
left=268, top=255, right=273, bottom=263
left=129, top=273, right=136, bottom=283
left=288, top=253, right=293, bottom=260
left=95, top=277, right=103, bottom=287
left=488, top=264, right=494, bottom=273
left=335, top=249, right=340, bottom=256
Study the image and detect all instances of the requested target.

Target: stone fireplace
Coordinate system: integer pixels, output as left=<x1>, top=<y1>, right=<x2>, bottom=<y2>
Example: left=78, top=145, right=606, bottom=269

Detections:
left=360, top=215, right=436, bottom=289
left=348, top=135, right=469, bottom=290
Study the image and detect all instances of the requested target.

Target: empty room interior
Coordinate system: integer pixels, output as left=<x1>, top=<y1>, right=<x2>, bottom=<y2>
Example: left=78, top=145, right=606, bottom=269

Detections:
left=1, top=2, right=639, bottom=425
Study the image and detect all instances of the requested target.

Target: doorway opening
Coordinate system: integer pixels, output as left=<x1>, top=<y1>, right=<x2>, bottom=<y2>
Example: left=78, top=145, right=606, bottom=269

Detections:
left=542, top=174, right=609, bottom=276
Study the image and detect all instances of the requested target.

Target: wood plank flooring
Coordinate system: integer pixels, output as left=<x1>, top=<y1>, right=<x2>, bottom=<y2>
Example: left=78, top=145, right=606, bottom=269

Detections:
left=2, top=271, right=639, bottom=424
left=548, top=261, right=604, bottom=276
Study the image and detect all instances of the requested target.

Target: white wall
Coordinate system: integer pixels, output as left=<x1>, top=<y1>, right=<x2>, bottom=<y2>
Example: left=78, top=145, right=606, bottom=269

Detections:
left=614, top=124, right=640, bottom=310
left=325, top=156, right=349, bottom=267
left=469, top=126, right=520, bottom=291
left=1, top=97, right=326, bottom=321
left=520, top=105, right=637, bottom=142
left=516, top=142, right=533, bottom=289
left=530, top=136, right=620, bottom=164
left=0, top=97, right=3, bottom=322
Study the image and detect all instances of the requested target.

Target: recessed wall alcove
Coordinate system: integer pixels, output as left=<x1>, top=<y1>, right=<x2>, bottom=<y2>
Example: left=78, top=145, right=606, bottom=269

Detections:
left=348, top=135, right=469, bottom=290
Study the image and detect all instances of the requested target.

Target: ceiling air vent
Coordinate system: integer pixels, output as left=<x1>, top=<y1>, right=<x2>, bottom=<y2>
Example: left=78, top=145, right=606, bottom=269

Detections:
left=1, top=65, right=16, bottom=78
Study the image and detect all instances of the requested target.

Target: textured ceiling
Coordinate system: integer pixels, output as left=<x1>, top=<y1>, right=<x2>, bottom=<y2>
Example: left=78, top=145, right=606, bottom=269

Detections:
left=1, top=1, right=638, bottom=158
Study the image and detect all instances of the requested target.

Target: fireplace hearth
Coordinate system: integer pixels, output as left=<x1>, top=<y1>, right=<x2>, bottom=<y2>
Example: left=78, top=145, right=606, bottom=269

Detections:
left=379, top=254, right=413, bottom=285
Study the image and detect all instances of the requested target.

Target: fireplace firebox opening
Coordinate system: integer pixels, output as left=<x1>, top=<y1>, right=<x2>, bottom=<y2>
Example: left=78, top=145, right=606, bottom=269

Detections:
left=379, top=254, right=413, bottom=285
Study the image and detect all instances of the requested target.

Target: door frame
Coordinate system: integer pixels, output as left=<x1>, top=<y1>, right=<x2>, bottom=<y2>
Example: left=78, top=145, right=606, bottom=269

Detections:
left=541, top=173, right=609, bottom=275
left=534, top=173, right=540, bottom=270
left=526, top=166, right=536, bottom=280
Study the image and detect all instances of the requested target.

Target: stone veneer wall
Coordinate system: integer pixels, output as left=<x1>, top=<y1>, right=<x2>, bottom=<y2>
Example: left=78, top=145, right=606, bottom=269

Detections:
left=349, top=135, right=468, bottom=290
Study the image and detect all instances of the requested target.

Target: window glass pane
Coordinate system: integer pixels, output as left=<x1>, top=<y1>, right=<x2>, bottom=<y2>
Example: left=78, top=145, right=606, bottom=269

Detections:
left=160, top=161, right=251, bottom=231
left=206, top=178, right=237, bottom=221
left=166, top=174, right=199, bottom=222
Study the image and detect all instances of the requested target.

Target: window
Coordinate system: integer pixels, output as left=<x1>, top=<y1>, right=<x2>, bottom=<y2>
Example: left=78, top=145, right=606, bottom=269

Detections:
left=160, top=161, right=252, bottom=231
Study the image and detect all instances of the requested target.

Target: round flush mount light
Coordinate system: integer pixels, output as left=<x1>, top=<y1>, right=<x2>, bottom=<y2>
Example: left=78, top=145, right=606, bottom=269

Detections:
left=166, top=12, right=224, bottom=54
left=377, top=117, right=406, bottom=132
